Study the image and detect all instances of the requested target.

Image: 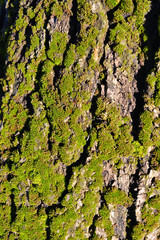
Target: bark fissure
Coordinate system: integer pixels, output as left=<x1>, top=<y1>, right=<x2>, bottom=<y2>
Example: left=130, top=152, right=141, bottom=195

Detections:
left=10, top=193, right=17, bottom=224
left=89, top=190, right=105, bottom=239
left=131, top=0, right=160, bottom=139
left=89, top=214, right=99, bottom=239
left=126, top=160, right=141, bottom=239
left=58, top=131, right=91, bottom=203
left=35, top=61, right=53, bottom=152
left=68, top=0, right=80, bottom=44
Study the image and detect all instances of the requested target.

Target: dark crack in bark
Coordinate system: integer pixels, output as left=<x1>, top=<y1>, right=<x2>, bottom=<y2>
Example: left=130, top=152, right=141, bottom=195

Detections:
left=89, top=190, right=104, bottom=239
left=68, top=0, right=80, bottom=44
left=52, top=0, right=80, bottom=89
left=10, top=193, right=17, bottom=224
left=88, top=214, right=99, bottom=239
left=58, top=131, right=91, bottom=203
left=35, top=61, right=53, bottom=152
left=131, top=0, right=160, bottom=139
left=126, top=160, right=141, bottom=239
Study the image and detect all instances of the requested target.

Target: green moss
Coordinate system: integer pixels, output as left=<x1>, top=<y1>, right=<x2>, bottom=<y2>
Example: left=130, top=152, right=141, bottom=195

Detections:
left=0, top=100, right=28, bottom=151
left=15, top=8, right=29, bottom=31
left=64, top=44, right=76, bottom=68
left=76, top=27, right=99, bottom=56
left=115, top=125, right=134, bottom=156
left=51, top=3, right=63, bottom=18
left=94, top=205, right=114, bottom=240
left=83, top=156, right=104, bottom=191
left=120, top=0, right=134, bottom=14
left=132, top=196, right=160, bottom=239
left=134, top=0, right=151, bottom=30
left=110, top=20, right=140, bottom=57
left=35, top=9, right=45, bottom=29
left=139, top=129, right=152, bottom=148
left=59, top=72, right=74, bottom=96
left=105, top=0, right=120, bottom=9
left=0, top=205, right=10, bottom=238
left=95, top=97, right=106, bottom=118
left=27, top=7, right=35, bottom=19
left=11, top=206, right=47, bottom=239
left=50, top=209, right=78, bottom=239
left=104, top=187, right=133, bottom=207
left=140, top=110, right=153, bottom=129
left=80, top=191, right=100, bottom=226
left=150, top=147, right=160, bottom=170
left=0, top=0, right=159, bottom=238
left=154, top=72, right=160, bottom=106
left=146, top=73, right=157, bottom=89
left=77, top=1, right=97, bottom=25
left=132, top=141, right=145, bottom=158
left=138, top=110, right=153, bottom=147
left=98, top=126, right=116, bottom=160
left=114, top=158, right=124, bottom=169
left=47, top=32, right=68, bottom=65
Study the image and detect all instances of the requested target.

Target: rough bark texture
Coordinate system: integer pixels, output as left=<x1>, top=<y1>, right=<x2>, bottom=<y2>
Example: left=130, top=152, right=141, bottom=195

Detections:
left=0, top=0, right=160, bottom=239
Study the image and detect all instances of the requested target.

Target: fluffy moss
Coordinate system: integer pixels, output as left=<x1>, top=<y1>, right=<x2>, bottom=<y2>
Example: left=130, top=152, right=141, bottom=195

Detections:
left=104, top=187, right=133, bottom=207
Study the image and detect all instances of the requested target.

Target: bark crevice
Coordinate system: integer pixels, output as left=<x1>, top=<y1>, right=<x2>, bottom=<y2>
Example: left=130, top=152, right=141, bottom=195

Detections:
left=126, top=160, right=141, bottom=239
left=131, top=0, right=160, bottom=139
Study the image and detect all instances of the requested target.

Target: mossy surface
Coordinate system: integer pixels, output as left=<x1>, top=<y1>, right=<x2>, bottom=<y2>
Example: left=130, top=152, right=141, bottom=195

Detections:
left=0, top=0, right=159, bottom=239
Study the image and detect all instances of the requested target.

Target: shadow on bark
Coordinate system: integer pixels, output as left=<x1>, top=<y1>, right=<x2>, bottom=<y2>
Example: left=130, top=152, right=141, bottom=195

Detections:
left=131, top=0, right=160, bottom=140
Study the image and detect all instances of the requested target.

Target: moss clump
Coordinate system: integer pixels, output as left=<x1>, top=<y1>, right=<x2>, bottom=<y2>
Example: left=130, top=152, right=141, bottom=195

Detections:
left=104, top=187, right=133, bottom=207
left=47, top=32, right=68, bottom=65
left=154, top=72, right=160, bottom=107
left=0, top=100, right=28, bottom=151
left=98, top=126, right=116, bottom=160
left=138, top=110, right=153, bottom=147
left=93, top=205, right=114, bottom=240
left=150, top=147, right=160, bottom=170
left=105, top=0, right=120, bottom=9
left=64, top=44, right=76, bottom=68
left=132, top=196, right=160, bottom=239
left=10, top=206, right=47, bottom=240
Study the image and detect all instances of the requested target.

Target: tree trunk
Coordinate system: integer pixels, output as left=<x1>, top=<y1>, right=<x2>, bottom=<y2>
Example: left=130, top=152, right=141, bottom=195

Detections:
left=0, top=0, right=160, bottom=239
